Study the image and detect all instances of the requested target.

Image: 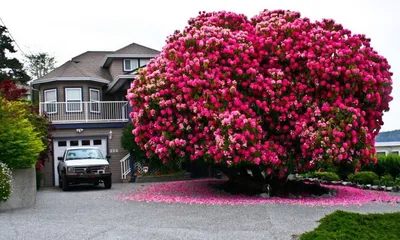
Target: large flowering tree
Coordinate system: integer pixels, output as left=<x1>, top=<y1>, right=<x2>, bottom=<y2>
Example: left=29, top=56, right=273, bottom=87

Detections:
left=127, top=10, right=393, bottom=179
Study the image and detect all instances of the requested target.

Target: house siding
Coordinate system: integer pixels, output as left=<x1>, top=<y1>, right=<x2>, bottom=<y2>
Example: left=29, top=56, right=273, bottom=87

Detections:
left=44, top=127, right=128, bottom=187
left=39, top=81, right=106, bottom=102
left=109, top=60, right=124, bottom=80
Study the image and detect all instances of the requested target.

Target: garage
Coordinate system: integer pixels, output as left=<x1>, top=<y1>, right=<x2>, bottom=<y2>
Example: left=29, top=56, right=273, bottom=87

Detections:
left=53, top=137, right=108, bottom=186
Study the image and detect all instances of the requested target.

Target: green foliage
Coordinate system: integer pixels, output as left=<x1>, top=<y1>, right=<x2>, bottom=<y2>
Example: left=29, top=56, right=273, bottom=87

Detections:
left=314, top=171, right=340, bottom=181
left=380, top=174, right=395, bottom=187
left=0, top=25, right=30, bottom=83
left=0, top=162, right=12, bottom=202
left=363, top=154, right=400, bottom=178
left=300, top=211, right=400, bottom=240
left=0, top=97, right=45, bottom=168
left=348, top=171, right=379, bottom=185
left=121, top=123, right=146, bottom=164
left=24, top=52, right=56, bottom=79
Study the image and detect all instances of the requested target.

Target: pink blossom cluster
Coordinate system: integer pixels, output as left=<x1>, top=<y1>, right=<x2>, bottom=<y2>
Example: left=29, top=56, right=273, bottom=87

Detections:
left=127, top=10, right=393, bottom=176
left=118, top=179, right=400, bottom=206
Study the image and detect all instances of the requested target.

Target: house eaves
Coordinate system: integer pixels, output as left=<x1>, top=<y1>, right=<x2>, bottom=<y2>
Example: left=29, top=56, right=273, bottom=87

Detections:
left=375, top=141, right=400, bottom=147
left=31, top=77, right=110, bottom=85
left=106, top=73, right=138, bottom=94
left=101, top=54, right=158, bottom=67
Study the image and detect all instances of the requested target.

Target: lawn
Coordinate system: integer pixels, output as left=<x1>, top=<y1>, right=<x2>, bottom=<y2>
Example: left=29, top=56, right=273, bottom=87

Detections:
left=300, top=210, right=400, bottom=240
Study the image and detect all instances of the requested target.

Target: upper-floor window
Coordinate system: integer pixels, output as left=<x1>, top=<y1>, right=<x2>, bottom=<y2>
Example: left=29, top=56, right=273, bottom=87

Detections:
left=65, top=88, right=82, bottom=112
left=44, top=89, right=57, bottom=114
left=123, top=59, right=138, bottom=71
left=90, top=88, right=100, bottom=113
left=139, top=59, right=150, bottom=67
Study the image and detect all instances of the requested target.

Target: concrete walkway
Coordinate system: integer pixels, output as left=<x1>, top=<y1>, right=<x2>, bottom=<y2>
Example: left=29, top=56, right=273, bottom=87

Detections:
left=0, top=183, right=399, bottom=240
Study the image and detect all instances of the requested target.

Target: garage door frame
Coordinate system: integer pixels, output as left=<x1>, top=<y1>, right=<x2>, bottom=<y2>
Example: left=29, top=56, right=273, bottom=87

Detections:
left=52, top=135, right=109, bottom=186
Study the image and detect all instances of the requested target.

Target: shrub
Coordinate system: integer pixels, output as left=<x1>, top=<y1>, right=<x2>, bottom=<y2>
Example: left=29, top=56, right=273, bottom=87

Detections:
left=0, top=162, right=12, bottom=202
left=314, top=171, right=340, bottom=181
left=127, top=10, right=393, bottom=179
left=348, top=171, right=379, bottom=185
left=0, top=97, right=45, bottom=169
left=380, top=174, right=395, bottom=187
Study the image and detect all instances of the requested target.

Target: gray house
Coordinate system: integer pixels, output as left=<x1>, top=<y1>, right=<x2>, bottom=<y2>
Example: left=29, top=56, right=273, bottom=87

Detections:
left=30, top=42, right=160, bottom=187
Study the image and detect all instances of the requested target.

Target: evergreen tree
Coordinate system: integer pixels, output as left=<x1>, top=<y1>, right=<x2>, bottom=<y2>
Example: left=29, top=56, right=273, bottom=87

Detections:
left=0, top=25, right=30, bottom=84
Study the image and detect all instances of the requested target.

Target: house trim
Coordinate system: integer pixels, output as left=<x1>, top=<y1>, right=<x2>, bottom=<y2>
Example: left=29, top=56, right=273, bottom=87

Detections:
left=32, top=77, right=110, bottom=85
left=53, top=122, right=126, bottom=129
left=43, top=87, right=58, bottom=114
left=64, top=87, right=83, bottom=113
left=89, top=87, right=101, bottom=114
left=101, top=54, right=157, bottom=67
left=51, top=135, right=109, bottom=186
left=106, top=74, right=138, bottom=93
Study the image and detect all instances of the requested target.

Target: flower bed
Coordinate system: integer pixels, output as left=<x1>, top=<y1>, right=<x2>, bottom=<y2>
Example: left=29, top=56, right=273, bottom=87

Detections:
left=118, top=179, right=400, bottom=206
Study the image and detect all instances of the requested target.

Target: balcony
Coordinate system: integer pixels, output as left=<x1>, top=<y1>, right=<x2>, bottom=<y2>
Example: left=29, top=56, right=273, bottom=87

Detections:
left=39, top=101, right=129, bottom=124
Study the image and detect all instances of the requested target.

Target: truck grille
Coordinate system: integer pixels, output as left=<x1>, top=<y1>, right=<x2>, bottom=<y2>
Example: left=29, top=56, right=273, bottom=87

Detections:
left=74, top=166, right=104, bottom=173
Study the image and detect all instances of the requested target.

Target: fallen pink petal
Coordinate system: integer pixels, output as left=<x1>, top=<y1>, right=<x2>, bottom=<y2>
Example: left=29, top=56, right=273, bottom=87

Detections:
left=117, top=179, right=400, bottom=206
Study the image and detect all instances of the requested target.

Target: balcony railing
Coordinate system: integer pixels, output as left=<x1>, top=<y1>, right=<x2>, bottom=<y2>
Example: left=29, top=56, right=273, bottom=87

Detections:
left=39, top=101, right=129, bottom=123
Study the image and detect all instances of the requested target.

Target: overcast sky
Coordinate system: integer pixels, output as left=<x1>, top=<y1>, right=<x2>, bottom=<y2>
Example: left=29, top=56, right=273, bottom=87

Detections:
left=1, top=0, right=399, bottom=131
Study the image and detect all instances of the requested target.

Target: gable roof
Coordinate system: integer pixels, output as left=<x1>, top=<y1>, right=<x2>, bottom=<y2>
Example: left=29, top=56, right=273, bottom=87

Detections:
left=101, top=42, right=160, bottom=67
left=31, top=42, right=160, bottom=85
left=114, top=42, right=160, bottom=55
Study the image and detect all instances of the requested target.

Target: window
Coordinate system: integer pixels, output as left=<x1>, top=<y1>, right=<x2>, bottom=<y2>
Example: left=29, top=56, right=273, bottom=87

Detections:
left=44, top=89, right=57, bottom=114
left=65, top=88, right=82, bottom=112
left=70, top=140, right=79, bottom=146
left=376, top=152, right=386, bottom=156
left=58, top=141, right=67, bottom=147
left=90, top=89, right=100, bottom=113
left=123, top=59, right=138, bottom=71
left=139, top=59, right=150, bottom=67
left=391, top=151, right=399, bottom=155
left=93, top=139, right=102, bottom=145
left=82, top=140, right=91, bottom=146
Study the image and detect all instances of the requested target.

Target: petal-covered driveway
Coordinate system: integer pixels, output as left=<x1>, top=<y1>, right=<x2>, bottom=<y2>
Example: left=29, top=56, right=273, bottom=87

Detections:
left=1, top=183, right=399, bottom=240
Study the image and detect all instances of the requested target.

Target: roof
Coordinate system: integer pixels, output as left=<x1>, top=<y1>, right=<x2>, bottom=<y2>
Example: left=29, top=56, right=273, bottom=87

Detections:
left=101, top=42, right=160, bottom=67
left=114, top=42, right=160, bottom=55
left=32, top=51, right=113, bottom=84
left=376, top=130, right=400, bottom=142
left=31, top=42, right=160, bottom=85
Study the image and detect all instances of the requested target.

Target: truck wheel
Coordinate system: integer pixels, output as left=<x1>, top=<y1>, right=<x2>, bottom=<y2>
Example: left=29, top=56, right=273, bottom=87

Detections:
left=59, top=175, right=63, bottom=188
left=62, top=174, right=69, bottom=191
left=104, top=177, right=112, bottom=189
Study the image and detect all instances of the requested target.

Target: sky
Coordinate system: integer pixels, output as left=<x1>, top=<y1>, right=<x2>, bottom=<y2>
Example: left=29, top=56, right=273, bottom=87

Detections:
left=1, top=0, right=399, bottom=131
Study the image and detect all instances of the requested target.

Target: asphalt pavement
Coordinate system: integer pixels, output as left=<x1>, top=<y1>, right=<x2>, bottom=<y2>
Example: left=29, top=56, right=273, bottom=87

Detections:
left=0, top=183, right=399, bottom=240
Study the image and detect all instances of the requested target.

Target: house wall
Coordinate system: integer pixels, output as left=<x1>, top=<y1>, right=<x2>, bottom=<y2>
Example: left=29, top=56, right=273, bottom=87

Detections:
left=375, top=146, right=400, bottom=155
left=109, top=59, right=124, bottom=80
left=39, top=81, right=106, bottom=102
left=43, top=127, right=128, bottom=187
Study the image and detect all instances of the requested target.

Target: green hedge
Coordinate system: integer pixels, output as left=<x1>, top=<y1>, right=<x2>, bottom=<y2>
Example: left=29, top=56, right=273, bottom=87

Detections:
left=348, top=171, right=379, bottom=185
left=361, top=154, right=400, bottom=179
left=0, top=162, right=12, bottom=202
left=314, top=171, right=340, bottom=181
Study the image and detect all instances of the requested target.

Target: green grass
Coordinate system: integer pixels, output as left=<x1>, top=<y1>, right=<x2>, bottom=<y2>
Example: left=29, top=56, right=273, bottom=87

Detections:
left=300, top=211, right=400, bottom=240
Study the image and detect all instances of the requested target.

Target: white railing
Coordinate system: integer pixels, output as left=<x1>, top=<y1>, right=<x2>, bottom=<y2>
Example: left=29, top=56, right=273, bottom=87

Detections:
left=39, top=101, right=129, bottom=123
left=120, top=153, right=131, bottom=180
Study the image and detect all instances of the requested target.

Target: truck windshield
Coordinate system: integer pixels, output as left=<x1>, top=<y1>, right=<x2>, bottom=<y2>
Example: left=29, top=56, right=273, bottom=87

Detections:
left=65, top=149, right=104, bottom=160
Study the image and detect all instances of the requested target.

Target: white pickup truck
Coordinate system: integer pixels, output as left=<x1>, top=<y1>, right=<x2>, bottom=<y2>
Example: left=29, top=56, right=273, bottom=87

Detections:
left=57, top=147, right=112, bottom=191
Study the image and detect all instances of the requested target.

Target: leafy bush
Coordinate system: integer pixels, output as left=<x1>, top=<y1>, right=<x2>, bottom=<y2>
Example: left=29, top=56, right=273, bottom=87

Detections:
left=0, top=162, right=12, bottom=202
left=121, top=123, right=146, bottom=164
left=314, top=171, right=340, bottom=181
left=0, top=97, right=45, bottom=169
left=348, top=171, right=379, bottom=185
left=380, top=174, right=395, bottom=187
left=127, top=10, right=393, bottom=179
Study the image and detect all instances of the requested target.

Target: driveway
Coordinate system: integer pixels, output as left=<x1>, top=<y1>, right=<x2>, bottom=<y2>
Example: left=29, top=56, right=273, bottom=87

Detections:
left=0, top=183, right=399, bottom=240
